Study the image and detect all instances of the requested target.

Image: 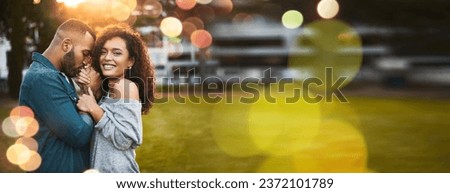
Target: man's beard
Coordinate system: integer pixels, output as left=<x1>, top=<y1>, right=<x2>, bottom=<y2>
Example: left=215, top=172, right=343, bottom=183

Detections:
left=61, top=49, right=79, bottom=77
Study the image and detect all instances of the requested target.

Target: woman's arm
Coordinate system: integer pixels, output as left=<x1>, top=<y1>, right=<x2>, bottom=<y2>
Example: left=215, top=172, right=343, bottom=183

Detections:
left=95, top=101, right=142, bottom=150
left=77, top=87, right=104, bottom=123
left=89, top=79, right=142, bottom=150
left=77, top=78, right=140, bottom=123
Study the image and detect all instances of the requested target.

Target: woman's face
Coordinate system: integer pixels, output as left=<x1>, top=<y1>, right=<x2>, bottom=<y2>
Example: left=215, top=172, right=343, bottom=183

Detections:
left=99, top=36, right=134, bottom=78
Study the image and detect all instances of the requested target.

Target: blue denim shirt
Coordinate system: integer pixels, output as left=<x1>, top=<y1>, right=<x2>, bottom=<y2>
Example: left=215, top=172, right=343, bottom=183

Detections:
left=19, top=52, right=93, bottom=173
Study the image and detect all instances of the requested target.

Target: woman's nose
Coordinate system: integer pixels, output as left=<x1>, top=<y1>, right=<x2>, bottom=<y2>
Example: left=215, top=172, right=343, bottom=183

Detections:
left=104, top=52, right=112, bottom=61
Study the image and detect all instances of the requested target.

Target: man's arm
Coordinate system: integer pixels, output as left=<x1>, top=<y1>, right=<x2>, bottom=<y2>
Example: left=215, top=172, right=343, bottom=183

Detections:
left=27, top=73, right=93, bottom=148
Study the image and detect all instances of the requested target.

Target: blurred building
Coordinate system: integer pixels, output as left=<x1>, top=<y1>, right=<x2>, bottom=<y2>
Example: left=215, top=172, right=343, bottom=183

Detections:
left=0, top=36, right=10, bottom=80
left=0, top=36, right=11, bottom=93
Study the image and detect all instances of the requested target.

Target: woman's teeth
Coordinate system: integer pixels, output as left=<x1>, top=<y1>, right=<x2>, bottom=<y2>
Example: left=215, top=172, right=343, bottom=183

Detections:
left=103, top=64, right=115, bottom=70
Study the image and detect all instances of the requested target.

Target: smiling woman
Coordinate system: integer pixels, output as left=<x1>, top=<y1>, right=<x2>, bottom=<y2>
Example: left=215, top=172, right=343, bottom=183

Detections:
left=99, top=37, right=134, bottom=78
left=76, top=23, right=155, bottom=173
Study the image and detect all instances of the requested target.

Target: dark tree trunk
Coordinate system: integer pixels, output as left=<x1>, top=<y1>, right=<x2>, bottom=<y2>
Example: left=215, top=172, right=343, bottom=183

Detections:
left=7, top=17, right=25, bottom=99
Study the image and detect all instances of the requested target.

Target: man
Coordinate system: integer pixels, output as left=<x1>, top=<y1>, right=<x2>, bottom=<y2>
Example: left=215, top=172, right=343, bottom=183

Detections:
left=19, top=19, right=96, bottom=172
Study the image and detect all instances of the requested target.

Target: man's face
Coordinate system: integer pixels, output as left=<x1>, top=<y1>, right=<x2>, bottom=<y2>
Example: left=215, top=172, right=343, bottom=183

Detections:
left=61, top=48, right=77, bottom=77
left=61, top=32, right=94, bottom=77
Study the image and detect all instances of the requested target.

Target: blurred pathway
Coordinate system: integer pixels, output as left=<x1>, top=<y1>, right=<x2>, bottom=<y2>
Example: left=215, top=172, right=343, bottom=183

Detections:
left=0, top=93, right=18, bottom=109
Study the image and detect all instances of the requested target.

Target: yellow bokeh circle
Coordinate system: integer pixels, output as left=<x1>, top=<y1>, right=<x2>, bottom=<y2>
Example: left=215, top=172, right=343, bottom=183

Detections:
left=160, top=17, right=183, bottom=37
left=248, top=85, right=321, bottom=156
left=210, top=97, right=262, bottom=157
left=293, top=119, right=368, bottom=172
left=288, top=19, right=362, bottom=94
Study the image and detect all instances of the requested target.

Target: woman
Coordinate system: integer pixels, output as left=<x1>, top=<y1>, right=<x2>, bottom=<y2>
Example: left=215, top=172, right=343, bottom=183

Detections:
left=77, top=24, right=155, bottom=173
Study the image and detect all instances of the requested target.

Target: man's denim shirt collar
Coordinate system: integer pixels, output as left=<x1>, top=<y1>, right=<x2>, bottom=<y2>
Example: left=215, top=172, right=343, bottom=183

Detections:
left=31, top=52, right=78, bottom=101
left=32, top=52, right=58, bottom=72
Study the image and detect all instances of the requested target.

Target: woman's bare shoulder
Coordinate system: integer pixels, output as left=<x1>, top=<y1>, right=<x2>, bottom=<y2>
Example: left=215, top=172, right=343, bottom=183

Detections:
left=110, top=78, right=140, bottom=101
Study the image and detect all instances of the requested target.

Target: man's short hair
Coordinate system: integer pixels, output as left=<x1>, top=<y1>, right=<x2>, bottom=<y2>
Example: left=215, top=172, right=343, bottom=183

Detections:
left=57, top=18, right=96, bottom=40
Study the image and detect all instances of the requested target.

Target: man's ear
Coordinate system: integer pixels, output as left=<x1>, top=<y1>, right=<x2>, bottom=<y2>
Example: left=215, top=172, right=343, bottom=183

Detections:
left=61, top=38, right=73, bottom=52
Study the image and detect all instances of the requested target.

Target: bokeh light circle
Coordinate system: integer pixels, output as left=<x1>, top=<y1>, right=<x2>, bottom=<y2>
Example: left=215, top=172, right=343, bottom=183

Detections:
left=210, top=97, right=262, bottom=157
left=2, top=117, right=20, bottom=138
left=182, top=21, right=197, bottom=38
left=10, top=106, right=34, bottom=119
left=282, top=10, right=304, bottom=29
left=143, top=0, right=163, bottom=18
left=18, top=151, right=41, bottom=171
left=84, top=169, right=100, bottom=173
left=125, top=0, right=137, bottom=10
left=210, top=0, right=233, bottom=15
left=185, top=17, right=204, bottom=30
left=197, top=0, right=212, bottom=4
left=257, top=156, right=298, bottom=172
left=6, top=143, right=31, bottom=165
left=15, top=117, right=39, bottom=137
left=190, top=29, right=213, bottom=48
left=293, top=119, right=368, bottom=172
left=16, top=137, right=39, bottom=151
left=63, top=0, right=86, bottom=7
left=248, top=85, right=321, bottom=156
left=176, top=0, right=197, bottom=10
left=194, top=5, right=215, bottom=23
left=288, top=19, right=362, bottom=93
left=321, top=101, right=361, bottom=128
left=160, top=17, right=183, bottom=37
left=317, top=0, right=340, bottom=19
left=111, top=1, right=131, bottom=21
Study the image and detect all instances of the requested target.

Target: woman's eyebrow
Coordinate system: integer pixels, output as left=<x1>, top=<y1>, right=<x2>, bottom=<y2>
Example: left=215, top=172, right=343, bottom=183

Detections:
left=103, top=47, right=123, bottom=51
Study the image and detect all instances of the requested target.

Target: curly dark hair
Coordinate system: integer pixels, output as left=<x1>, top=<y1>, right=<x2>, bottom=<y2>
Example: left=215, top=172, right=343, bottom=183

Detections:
left=92, top=23, right=155, bottom=114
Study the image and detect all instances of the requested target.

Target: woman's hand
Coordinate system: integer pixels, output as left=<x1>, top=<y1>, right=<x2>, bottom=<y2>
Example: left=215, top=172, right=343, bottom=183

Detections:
left=77, top=87, right=98, bottom=113
left=86, top=67, right=102, bottom=96
left=76, top=66, right=102, bottom=99
left=75, top=67, right=91, bottom=86
left=77, top=88, right=105, bottom=123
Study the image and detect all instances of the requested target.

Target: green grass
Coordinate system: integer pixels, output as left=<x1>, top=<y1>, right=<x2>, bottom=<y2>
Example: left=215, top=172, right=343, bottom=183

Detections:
left=136, top=95, right=450, bottom=173
left=351, top=97, right=450, bottom=172
left=1, top=95, right=450, bottom=172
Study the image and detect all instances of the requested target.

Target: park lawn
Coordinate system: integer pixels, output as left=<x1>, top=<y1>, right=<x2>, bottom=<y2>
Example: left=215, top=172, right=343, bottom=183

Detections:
left=136, top=96, right=450, bottom=173
left=1, top=96, right=450, bottom=172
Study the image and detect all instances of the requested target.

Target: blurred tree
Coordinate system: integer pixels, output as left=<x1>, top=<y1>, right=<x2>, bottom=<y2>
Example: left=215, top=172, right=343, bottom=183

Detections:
left=0, top=0, right=60, bottom=98
left=33, top=1, right=61, bottom=53
left=0, top=0, right=32, bottom=98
